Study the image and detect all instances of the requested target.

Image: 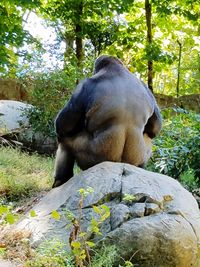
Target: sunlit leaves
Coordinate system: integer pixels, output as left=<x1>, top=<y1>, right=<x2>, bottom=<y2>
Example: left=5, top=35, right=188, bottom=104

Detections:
left=147, top=109, right=200, bottom=181
left=0, top=204, right=18, bottom=224
left=30, top=210, right=37, bottom=217
left=0, top=0, right=39, bottom=74
left=51, top=210, right=61, bottom=220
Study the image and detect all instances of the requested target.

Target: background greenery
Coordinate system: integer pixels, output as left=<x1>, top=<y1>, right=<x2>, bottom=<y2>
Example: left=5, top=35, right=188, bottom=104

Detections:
left=1, top=0, right=199, bottom=94
left=0, top=0, right=199, bottom=191
left=147, top=108, right=200, bottom=188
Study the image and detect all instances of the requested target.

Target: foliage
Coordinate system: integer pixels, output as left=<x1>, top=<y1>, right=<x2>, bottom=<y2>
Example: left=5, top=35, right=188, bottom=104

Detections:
left=1, top=0, right=199, bottom=96
left=0, top=146, right=53, bottom=201
left=179, top=169, right=198, bottom=191
left=0, top=0, right=40, bottom=75
left=41, top=0, right=133, bottom=56
left=26, top=240, right=119, bottom=267
left=0, top=202, right=18, bottom=225
left=26, top=239, right=74, bottom=267
left=147, top=108, right=200, bottom=187
left=105, top=0, right=200, bottom=95
left=122, top=194, right=136, bottom=203
left=91, top=245, right=118, bottom=267
left=48, top=187, right=112, bottom=266
left=22, top=69, right=77, bottom=137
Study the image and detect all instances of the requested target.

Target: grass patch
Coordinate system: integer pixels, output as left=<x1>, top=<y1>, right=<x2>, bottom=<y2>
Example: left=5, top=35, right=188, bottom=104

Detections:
left=0, top=146, right=53, bottom=202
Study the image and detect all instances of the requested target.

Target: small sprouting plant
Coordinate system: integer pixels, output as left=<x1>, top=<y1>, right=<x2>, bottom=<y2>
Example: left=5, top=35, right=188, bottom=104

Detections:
left=123, top=261, right=134, bottom=267
left=0, top=203, right=19, bottom=225
left=51, top=187, right=111, bottom=266
left=122, top=194, right=136, bottom=203
left=26, top=239, right=74, bottom=267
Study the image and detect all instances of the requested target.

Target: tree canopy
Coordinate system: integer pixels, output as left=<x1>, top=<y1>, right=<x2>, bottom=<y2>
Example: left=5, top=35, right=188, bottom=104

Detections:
left=0, top=0, right=199, bottom=95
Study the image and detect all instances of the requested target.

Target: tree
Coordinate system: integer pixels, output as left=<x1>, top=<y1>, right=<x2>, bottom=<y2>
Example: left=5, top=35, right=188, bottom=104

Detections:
left=145, top=0, right=153, bottom=92
left=105, top=0, right=199, bottom=96
left=0, top=0, right=40, bottom=75
left=40, top=0, right=133, bottom=69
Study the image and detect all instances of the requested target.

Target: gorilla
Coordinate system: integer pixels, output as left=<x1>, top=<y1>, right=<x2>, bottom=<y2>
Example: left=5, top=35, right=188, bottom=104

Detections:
left=53, top=55, right=162, bottom=188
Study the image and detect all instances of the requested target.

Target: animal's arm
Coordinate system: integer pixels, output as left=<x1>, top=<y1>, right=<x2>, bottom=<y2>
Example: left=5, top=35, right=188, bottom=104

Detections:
left=55, top=82, right=86, bottom=140
left=144, top=104, right=162, bottom=138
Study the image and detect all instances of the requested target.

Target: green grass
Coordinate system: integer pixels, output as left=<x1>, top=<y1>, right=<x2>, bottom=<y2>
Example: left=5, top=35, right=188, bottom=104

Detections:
left=0, top=146, right=53, bottom=202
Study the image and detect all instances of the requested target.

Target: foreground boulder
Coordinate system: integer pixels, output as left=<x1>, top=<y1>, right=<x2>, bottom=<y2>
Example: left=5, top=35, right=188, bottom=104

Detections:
left=15, top=162, right=200, bottom=266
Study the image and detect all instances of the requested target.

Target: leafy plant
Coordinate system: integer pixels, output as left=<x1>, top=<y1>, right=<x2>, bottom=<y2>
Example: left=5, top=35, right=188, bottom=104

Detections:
left=91, top=245, right=118, bottom=267
left=22, top=69, right=76, bottom=137
left=26, top=239, right=74, bottom=267
left=50, top=187, right=111, bottom=266
left=147, top=108, right=200, bottom=188
left=179, top=169, right=198, bottom=191
left=122, top=194, right=136, bottom=203
left=0, top=203, right=18, bottom=225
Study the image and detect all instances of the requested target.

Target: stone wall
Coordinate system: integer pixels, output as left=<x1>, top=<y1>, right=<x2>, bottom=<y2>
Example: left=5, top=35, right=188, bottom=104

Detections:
left=155, top=93, right=200, bottom=113
left=0, top=78, right=28, bottom=101
left=0, top=78, right=199, bottom=113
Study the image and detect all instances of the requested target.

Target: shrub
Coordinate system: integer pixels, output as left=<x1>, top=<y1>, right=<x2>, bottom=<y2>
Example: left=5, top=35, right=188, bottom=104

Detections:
left=147, top=108, right=200, bottom=187
left=22, top=69, right=76, bottom=137
left=179, top=169, right=198, bottom=191
left=26, top=239, right=74, bottom=267
left=22, top=57, right=94, bottom=138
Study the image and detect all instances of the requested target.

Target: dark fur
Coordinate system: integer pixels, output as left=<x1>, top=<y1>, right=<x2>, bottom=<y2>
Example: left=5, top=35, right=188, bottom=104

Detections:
left=53, top=55, right=162, bottom=188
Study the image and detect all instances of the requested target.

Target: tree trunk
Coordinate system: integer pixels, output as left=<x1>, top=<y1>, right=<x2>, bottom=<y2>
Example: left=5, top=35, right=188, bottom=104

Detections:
left=145, top=0, right=153, bottom=92
left=75, top=24, right=83, bottom=67
left=176, top=40, right=182, bottom=98
left=63, top=34, right=74, bottom=69
left=75, top=2, right=83, bottom=68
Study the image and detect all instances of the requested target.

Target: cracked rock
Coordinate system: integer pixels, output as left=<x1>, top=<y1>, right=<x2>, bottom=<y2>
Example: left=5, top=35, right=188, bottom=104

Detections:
left=11, top=162, right=200, bottom=267
left=144, top=203, right=161, bottom=216
left=130, top=203, right=145, bottom=218
left=110, top=203, right=130, bottom=230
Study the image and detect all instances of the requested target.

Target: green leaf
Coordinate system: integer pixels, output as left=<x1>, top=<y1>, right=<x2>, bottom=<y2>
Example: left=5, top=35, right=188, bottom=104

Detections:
left=0, top=206, right=8, bottom=216
left=71, top=241, right=81, bottom=249
left=86, top=241, right=95, bottom=248
left=93, top=205, right=103, bottom=215
left=123, top=194, right=136, bottom=202
left=30, top=210, right=37, bottom=217
left=78, top=188, right=85, bottom=195
left=100, top=212, right=110, bottom=222
left=101, top=204, right=110, bottom=212
left=79, top=232, right=87, bottom=237
left=5, top=213, right=15, bottom=224
left=51, top=210, right=61, bottom=220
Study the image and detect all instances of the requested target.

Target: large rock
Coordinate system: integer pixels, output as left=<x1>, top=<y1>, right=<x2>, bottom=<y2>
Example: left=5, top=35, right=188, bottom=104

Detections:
left=0, top=100, right=56, bottom=154
left=0, top=100, right=31, bottom=134
left=15, top=162, right=200, bottom=266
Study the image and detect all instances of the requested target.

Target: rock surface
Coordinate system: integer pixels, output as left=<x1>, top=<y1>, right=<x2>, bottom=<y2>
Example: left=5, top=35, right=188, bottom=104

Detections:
left=14, top=162, right=200, bottom=266
left=0, top=260, right=19, bottom=267
left=0, top=100, right=31, bottom=134
left=0, top=100, right=56, bottom=154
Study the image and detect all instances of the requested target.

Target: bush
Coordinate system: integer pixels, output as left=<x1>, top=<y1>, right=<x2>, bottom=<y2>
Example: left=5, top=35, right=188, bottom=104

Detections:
left=179, top=169, right=198, bottom=191
left=26, top=239, right=74, bottom=267
left=22, top=69, right=76, bottom=137
left=22, top=57, right=94, bottom=138
left=147, top=108, right=200, bottom=187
